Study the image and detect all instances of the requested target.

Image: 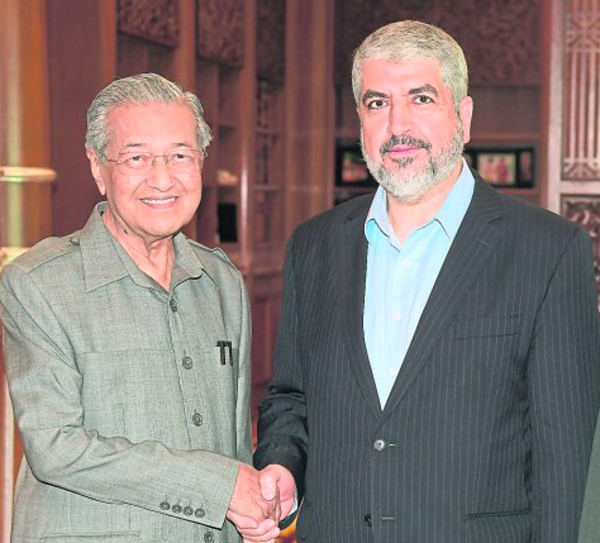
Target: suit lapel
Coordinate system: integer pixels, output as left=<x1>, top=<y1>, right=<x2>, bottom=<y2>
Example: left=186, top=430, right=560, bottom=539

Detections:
left=338, top=196, right=383, bottom=418
left=382, top=179, right=504, bottom=417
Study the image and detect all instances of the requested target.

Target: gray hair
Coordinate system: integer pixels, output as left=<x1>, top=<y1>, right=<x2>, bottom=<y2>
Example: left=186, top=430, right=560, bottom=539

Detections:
left=86, top=73, right=212, bottom=161
left=351, top=20, right=469, bottom=107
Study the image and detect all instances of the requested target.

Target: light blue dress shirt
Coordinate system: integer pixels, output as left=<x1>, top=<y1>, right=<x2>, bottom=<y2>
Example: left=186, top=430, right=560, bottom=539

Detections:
left=364, top=160, right=475, bottom=407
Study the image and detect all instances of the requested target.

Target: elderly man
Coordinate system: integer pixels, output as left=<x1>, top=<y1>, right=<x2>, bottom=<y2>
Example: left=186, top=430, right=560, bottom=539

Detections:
left=1, top=73, right=273, bottom=543
left=246, top=20, right=600, bottom=543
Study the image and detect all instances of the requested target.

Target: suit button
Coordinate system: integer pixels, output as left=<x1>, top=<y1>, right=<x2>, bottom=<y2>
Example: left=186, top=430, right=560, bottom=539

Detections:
left=182, top=356, right=193, bottom=370
left=69, top=237, right=80, bottom=246
left=160, top=501, right=170, bottom=510
left=195, top=507, right=206, bottom=518
left=364, top=514, right=372, bottom=527
left=170, top=298, right=178, bottom=312
left=183, top=506, right=193, bottom=516
left=192, top=412, right=203, bottom=426
left=172, top=504, right=182, bottom=514
left=204, top=532, right=215, bottom=543
left=373, top=438, right=386, bottom=451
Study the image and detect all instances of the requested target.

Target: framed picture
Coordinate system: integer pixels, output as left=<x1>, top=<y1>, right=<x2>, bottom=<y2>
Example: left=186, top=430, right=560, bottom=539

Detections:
left=335, top=144, right=377, bottom=187
left=464, top=147, right=535, bottom=188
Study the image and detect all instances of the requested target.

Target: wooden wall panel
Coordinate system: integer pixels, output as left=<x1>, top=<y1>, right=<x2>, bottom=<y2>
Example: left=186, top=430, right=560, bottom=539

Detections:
left=118, top=0, right=180, bottom=46
left=250, top=272, right=282, bottom=434
left=197, top=0, right=245, bottom=68
left=46, top=0, right=116, bottom=237
left=334, top=0, right=541, bottom=87
left=117, top=33, right=176, bottom=79
left=284, top=0, right=336, bottom=235
left=256, top=0, right=286, bottom=82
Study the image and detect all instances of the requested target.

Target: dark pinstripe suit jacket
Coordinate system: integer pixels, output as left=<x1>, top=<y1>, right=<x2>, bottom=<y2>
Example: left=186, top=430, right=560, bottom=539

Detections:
left=255, top=177, right=600, bottom=543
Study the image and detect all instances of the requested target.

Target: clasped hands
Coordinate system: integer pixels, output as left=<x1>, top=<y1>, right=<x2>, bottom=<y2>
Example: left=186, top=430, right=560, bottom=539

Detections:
left=227, top=463, right=296, bottom=543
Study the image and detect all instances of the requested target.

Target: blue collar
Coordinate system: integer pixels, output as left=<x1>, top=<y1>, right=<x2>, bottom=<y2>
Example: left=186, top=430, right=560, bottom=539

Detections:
left=364, top=158, right=475, bottom=244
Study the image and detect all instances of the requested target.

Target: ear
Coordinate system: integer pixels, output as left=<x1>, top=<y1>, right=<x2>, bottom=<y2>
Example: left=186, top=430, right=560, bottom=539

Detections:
left=87, top=149, right=106, bottom=196
left=458, top=96, right=474, bottom=145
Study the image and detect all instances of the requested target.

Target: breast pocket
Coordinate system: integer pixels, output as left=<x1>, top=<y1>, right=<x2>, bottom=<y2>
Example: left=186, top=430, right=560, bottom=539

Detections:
left=466, top=509, right=532, bottom=543
left=195, top=345, right=240, bottom=403
left=454, top=315, right=521, bottom=339
left=452, top=315, right=523, bottom=372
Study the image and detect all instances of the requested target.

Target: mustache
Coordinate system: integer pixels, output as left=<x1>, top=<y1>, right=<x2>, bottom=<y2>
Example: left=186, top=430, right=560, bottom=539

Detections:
left=380, top=135, right=431, bottom=155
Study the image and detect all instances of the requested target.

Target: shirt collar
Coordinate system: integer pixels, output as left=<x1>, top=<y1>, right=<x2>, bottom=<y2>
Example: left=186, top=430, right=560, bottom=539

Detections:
left=80, top=202, right=204, bottom=292
left=364, top=157, right=475, bottom=244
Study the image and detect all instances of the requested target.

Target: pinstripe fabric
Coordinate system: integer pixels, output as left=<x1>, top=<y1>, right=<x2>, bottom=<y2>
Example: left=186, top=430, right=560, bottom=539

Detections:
left=255, top=177, right=600, bottom=543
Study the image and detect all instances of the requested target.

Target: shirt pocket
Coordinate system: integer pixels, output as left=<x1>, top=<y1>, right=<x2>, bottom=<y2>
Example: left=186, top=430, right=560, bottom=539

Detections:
left=193, top=345, right=240, bottom=404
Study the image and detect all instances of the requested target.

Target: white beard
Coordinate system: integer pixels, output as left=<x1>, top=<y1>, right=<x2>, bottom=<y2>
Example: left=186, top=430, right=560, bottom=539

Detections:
left=361, top=123, right=465, bottom=204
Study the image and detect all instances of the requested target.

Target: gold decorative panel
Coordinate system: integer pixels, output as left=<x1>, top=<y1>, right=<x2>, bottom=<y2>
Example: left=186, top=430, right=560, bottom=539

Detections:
left=118, top=0, right=179, bottom=47
left=562, top=0, right=600, bottom=180
left=197, top=0, right=245, bottom=68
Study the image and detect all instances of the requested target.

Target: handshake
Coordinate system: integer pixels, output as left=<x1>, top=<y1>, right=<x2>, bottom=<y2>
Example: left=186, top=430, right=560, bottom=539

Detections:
left=227, top=463, right=296, bottom=543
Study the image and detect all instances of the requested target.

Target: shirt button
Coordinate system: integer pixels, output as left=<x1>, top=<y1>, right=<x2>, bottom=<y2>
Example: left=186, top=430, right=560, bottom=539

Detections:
left=69, top=237, right=80, bottom=246
left=373, top=438, right=386, bottom=451
left=392, top=311, right=402, bottom=321
left=364, top=514, right=373, bottom=527
left=172, top=504, right=182, bottom=514
left=182, top=356, right=193, bottom=370
left=192, top=412, right=203, bottom=427
left=402, top=260, right=412, bottom=268
left=183, top=506, right=193, bottom=516
left=160, top=501, right=170, bottom=510
left=204, top=532, right=215, bottom=543
left=195, top=507, right=206, bottom=518
left=169, top=298, right=178, bottom=312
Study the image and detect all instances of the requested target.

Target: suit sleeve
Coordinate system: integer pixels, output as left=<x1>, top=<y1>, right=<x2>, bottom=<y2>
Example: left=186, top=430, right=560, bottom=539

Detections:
left=254, top=232, right=309, bottom=502
left=528, top=227, right=600, bottom=543
left=0, top=264, right=244, bottom=529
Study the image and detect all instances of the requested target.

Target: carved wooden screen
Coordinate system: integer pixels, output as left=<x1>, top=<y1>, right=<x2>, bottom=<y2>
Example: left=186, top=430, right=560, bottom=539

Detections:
left=552, top=0, right=600, bottom=307
left=334, top=0, right=540, bottom=87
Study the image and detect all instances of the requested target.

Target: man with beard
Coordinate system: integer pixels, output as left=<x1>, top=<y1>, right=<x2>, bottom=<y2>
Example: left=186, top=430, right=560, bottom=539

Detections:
left=245, top=20, right=600, bottom=543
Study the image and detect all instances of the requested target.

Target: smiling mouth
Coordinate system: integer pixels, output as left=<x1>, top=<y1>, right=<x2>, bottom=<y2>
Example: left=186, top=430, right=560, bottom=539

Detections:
left=140, top=197, right=177, bottom=205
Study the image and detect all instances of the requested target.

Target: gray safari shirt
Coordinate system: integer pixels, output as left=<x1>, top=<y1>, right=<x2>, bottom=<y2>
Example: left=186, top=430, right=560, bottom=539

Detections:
left=0, top=202, right=251, bottom=543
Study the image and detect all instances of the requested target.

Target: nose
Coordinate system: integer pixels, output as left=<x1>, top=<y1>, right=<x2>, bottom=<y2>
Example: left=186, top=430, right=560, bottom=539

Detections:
left=388, top=102, right=413, bottom=137
left=147, top=156, right=175, bottom=191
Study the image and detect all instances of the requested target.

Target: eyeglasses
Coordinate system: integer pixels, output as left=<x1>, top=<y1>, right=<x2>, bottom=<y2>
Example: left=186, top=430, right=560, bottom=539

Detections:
left=104, top=148, right=205, bottom=175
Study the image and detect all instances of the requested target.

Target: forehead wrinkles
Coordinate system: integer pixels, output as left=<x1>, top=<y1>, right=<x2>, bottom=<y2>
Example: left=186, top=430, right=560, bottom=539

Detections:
left=361, top=58, right=452, bottom=93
